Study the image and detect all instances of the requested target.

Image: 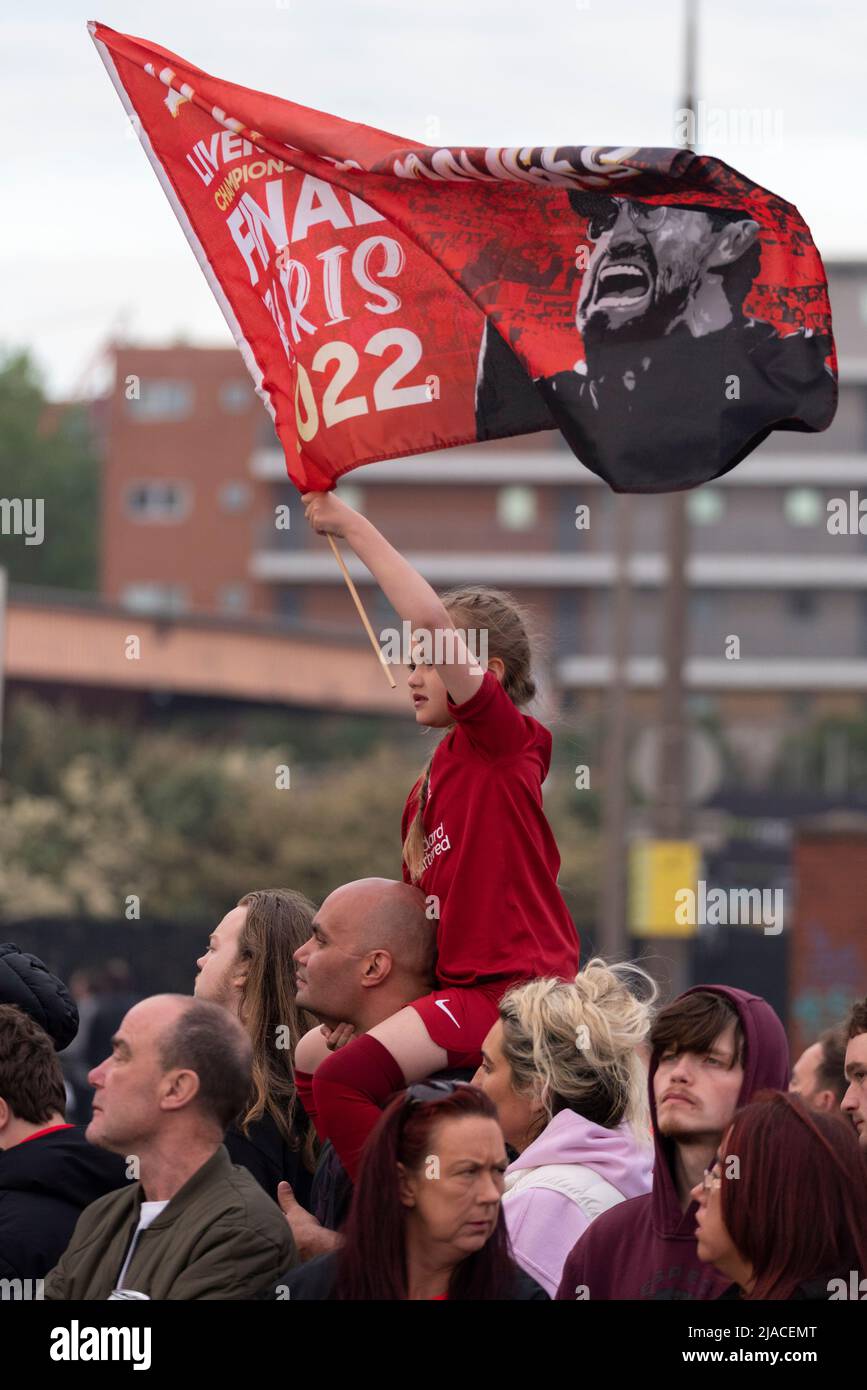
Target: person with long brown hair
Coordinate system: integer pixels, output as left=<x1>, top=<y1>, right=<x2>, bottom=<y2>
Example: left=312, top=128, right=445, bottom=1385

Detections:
left=296, top=491, right=579, bottom=1183
left=692, top=1090, right=867, bottom=1299
left=194, top=888, right=318, bottom=1206
left=272, top=1082, right=547, bottom=1300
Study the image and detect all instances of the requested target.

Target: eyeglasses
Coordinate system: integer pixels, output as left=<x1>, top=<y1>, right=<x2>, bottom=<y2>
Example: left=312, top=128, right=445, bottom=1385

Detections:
left=588, top=201, right=669, bottom=240
left=403, top=1079, right=464, bottom=1107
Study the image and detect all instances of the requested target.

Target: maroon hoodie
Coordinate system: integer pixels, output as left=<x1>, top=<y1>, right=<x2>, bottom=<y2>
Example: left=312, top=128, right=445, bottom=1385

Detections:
left=555, top=985, right=789, bottom=1301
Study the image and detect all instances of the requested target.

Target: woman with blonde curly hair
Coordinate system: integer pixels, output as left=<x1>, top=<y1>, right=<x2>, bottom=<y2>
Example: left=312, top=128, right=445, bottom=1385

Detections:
left=472, top=958, right=656, bottom=1296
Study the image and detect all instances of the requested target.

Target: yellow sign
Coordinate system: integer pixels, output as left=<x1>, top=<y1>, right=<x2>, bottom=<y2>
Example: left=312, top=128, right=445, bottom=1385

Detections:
left=629, top=840, right=701, bottom=938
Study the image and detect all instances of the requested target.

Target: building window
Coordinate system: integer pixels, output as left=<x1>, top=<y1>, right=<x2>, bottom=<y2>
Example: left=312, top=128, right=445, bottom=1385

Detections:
left=219, top=481, right=251, bottom=513
left=687, top=488, right=725, bottom=525
left=554, top=592, right=580, bottom=653
left=786, top=590, right=818, bottom=620
left=126, top=380, right=193, bottom=421
left=219, top=380, right=252, bottom=413
left=125, top=482, right=190, bottom=522
left=784, top=488, right=823, bottom=527
left=373, top=590, right=398, bottom=637
left=687, top=693, right=718, bottom=718
left=788, top=692, right=813, bottom=718
left=121, top=583, right=188, bottom=615
left=335, top=483, right=364, bottom=513
left=689, top=592, right=716, bottom=626
left=217, top=583, right=249, bottom=613
left=276, top=588, right=302, bottom=621
left=497, top=485, right=537, bottom=531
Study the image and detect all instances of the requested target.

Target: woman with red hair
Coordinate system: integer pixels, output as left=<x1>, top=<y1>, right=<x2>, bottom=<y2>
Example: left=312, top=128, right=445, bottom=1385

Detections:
left=275, top=1082, right=547, bottom=1300
left=692, top=1089, right=867, bottom=1299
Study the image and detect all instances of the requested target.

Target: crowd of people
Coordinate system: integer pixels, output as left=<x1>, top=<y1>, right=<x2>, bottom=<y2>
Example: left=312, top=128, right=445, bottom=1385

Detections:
left=1, top=496, right=865, bottom=1301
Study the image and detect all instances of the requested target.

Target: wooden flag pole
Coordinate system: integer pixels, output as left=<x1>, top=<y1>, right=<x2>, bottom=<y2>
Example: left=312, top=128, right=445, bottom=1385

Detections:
left=326, top=534, right=396, bottom=689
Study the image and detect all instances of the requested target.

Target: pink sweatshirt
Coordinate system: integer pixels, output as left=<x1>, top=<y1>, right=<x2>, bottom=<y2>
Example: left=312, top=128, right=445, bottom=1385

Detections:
left=502, top=1108, right=653, bottom=1297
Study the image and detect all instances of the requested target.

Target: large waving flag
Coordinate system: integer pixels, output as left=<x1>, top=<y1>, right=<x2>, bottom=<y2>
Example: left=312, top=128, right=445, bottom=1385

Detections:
left=90, top=21, right=836, bottom=494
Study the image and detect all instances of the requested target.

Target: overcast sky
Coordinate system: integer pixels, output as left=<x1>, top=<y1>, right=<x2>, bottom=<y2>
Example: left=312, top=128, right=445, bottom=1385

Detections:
left=3, top=0, right=864, bottom=398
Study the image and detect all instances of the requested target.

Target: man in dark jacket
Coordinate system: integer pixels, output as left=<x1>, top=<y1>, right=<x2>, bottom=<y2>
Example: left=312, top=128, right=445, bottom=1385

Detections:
left=0, top=1004, right=128, bottom=1281
left=44, top=995, right=296, bottom=1299
left=555, top=984, right=789, bottom=1301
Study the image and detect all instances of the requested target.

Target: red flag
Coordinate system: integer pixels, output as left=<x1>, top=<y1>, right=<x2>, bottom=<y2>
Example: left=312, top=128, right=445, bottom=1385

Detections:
left=90, top=21, right=836, bottom=494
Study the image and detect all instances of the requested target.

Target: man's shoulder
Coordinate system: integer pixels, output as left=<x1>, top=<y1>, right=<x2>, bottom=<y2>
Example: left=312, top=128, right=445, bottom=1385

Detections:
left=60, top=1176, right=140, bottom=1253
left=201, top=1157, right=290, bottom=1236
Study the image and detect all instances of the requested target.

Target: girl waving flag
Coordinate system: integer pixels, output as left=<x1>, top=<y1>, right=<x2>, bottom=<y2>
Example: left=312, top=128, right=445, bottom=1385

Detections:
left=295, top=492, right=579, bottom=1179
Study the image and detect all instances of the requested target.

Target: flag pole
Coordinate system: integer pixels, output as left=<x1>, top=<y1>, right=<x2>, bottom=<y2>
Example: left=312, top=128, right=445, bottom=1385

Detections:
left=650, top=0, right=697, bottom=1000
left=326, top=534, right=397, bottom=689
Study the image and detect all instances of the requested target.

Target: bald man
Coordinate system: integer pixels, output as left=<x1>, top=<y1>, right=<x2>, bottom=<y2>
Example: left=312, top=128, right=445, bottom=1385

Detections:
left=293, top=878, right=436, bottom=1052
left=279, top=879, right=438, bottom=1259
left=789, top=1025, right=848, bottom=1113
left=43, top=995, right=296, bottom=1300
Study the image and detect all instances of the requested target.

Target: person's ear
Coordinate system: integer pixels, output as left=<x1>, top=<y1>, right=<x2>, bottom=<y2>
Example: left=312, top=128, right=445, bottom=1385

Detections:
left=707, top=219, right=759, bottom=268
left=160, top=1068, right=201, bottom=1112
left=396, top=1161, right=417, bottom=1209
left=0, top=1096, right=9, bottom=1132
left=486, top=655, right=506, bottom=685
left=813, top=1089, right=837, bottom=1114
left=360, top=949, right=392, bottom=988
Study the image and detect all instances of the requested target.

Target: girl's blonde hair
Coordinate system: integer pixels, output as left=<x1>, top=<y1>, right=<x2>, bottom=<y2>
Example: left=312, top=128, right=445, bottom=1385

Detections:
left=498, top=958, right=658, bottom=1144
left=402, top=586, right=537, bottom=883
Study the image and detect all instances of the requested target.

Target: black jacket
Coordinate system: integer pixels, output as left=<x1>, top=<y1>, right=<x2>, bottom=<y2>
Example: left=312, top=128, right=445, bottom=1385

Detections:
left=0, top=1125, right=130, bottom=1280
left=273, top=1250, right=549, bottom=1301
left=224, top=1112, right=314, bottom=1210
left=720, top=1270, right=857, bottom=1301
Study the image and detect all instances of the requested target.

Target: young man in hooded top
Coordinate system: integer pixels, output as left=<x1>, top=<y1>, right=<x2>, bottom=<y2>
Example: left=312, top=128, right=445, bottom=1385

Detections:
left=555, top=984, right=789, bottom=1301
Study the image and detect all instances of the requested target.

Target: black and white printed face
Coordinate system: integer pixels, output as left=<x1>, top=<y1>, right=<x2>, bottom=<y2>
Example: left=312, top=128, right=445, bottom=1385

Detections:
left=577, top=201, right=756, bottom=343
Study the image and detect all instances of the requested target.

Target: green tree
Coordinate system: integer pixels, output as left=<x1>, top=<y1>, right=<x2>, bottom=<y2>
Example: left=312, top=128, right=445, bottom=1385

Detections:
left=0, top=695, right=599, bottom=934
left=0, top=348, right=99, bottom=589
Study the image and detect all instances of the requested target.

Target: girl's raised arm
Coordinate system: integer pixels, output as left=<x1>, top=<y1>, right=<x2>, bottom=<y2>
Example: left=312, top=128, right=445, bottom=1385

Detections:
left=302, top=491, right=484, bottom=705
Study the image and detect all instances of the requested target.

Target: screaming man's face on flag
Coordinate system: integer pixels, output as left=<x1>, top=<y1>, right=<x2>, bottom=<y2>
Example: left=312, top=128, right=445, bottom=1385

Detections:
left=577, top=199, right=760, bottom=344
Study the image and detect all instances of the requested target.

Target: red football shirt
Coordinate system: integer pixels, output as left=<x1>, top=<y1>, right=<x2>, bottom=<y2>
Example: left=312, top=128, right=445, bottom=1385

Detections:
left=401, top=671, right=579, bottom=988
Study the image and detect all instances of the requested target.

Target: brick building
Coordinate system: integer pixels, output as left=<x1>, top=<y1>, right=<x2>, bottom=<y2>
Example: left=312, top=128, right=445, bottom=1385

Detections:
left=101, top=345, right=274, bottom=619
left=100, top=262, right=867, bottom=788
left=790, top=817, right=867, bottom=1056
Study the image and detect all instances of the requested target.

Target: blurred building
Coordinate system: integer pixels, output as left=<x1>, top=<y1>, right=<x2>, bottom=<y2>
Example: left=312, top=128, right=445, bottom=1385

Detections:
left=100, top=263, right=867, bottom=789
left=101, top=345, right=274, bottom=619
